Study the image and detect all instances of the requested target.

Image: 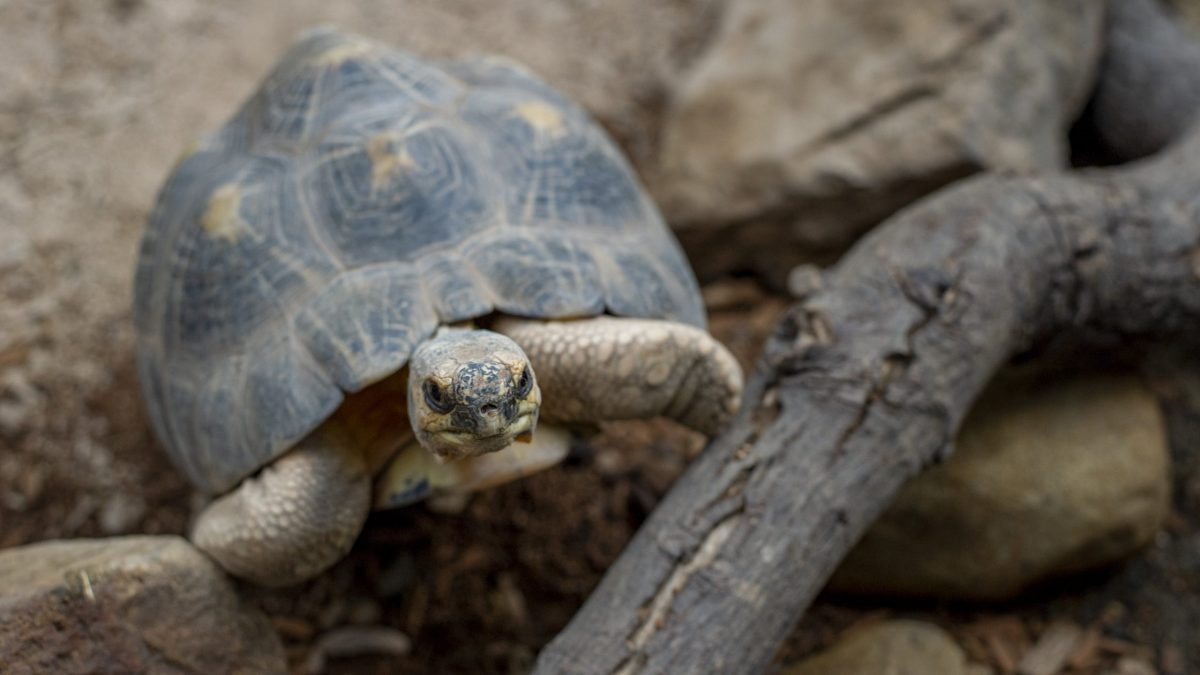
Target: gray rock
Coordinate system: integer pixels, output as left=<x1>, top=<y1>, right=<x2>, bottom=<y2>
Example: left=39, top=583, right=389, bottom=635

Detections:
left=304, top=625, right=412, bottom=674
left=784, top=620, right=969, bottom=675
left=0, top=536, right=286, bottom=674
left=829, top=370, right=1170, bottom=601
left=651, top=0, right=1104, bottom=282
left=1174, top=0, right=1200, bottom=33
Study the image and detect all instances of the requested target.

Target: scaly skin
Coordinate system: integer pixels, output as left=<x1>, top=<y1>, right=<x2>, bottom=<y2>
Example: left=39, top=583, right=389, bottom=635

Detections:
left=191, top=316, right=743, bottom=586
left=191, top=422, right=370, bottom=587
left=496, top=316, right=744, bottom=436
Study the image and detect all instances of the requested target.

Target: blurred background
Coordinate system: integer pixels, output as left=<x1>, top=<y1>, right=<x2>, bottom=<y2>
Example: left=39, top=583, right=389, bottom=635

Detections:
left=1, top=1, right=1199, bottom=673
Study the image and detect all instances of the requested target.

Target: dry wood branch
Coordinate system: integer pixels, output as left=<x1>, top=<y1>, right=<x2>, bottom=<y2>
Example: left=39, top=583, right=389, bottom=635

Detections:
left=534, top=1, right=1200, bottom=673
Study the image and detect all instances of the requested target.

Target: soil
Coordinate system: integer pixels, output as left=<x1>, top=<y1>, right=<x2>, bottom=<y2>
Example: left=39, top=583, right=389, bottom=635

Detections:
left=1, top=1, right=1197, bottom=674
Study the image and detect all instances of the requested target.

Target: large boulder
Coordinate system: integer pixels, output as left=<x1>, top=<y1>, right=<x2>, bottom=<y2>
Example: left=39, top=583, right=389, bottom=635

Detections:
left=828, top=370, right=1171, bottom=601
left=651, top=0, right=1104, bottom=282
left=783, top=620, right=970, bottom=675
left=0, top=536, right=286, bottom=674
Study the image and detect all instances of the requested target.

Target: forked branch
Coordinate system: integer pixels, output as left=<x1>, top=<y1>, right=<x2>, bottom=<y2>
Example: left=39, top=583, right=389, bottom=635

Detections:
left=535, top=1, right=1200, bottom=672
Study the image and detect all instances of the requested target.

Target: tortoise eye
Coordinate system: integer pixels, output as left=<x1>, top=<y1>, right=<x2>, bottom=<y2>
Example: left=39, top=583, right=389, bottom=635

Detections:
left=515, top=367, right=533, bottom=397
left=423, top=380, right=452, bottom=413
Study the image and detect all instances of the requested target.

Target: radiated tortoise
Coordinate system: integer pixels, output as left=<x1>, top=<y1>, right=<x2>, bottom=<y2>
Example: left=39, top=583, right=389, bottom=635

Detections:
left=134, top=29, right=743, bottom=586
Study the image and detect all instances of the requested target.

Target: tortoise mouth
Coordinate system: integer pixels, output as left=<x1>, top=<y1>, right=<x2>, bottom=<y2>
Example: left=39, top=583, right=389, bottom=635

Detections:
left=430, top=411, right=537, bottom=462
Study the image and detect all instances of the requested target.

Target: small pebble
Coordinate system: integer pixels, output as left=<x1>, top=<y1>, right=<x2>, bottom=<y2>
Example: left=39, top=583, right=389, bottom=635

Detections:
left=492, top=573, right=527, bottom=625
left=787, top=265, right=823, bottom=298
left=304, top=625, right=412, bottom=674
left=99, top=493, right=146, bottom=534
left=1115, top=657, right=1157, bottom=675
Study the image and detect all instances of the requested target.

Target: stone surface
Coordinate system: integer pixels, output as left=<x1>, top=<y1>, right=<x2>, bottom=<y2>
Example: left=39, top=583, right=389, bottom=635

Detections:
left=829, top=370, right=1171, bottom=601
left=784, top=620, right=969, bottom=675
left=1175, top=0, right=1200, bottom=32
left=0, top=536, right=286, bottom=674
left=651, top=0, right=1104, bottom=282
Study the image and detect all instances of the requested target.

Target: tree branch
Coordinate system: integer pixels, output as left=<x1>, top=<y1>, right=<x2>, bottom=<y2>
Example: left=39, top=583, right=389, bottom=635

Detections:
left=534, top=1, right=1200, bottom=673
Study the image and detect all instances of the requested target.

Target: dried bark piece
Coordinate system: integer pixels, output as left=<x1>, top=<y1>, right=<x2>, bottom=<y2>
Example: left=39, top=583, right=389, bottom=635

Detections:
left=1018, top=622, right=1084, bottom=675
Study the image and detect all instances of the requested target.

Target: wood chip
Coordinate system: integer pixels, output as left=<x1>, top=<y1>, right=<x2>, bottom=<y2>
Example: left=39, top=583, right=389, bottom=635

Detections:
left=1114, top=657, right=1157, bottom=675
left=786, top=265, right=823, bottom=299
left=969, top=617, right=1028, bottom=674
left=304, top=625, right=412, bottom=674
left=1017, top=621, right=1082, bottom=675
left=1097, top=637, right=1156, bottom=662
left=1066, top=626, right=1102, bottom=670
left=270, top=615, right=316, bottom=641
left=957, top=630, right=993, bottom=665
left=492, top=572, right=528, bottom=626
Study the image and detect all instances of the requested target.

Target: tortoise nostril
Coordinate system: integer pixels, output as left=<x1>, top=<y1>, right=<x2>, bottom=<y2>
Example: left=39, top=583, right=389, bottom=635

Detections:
left=480, top=403, right=498, bottom=415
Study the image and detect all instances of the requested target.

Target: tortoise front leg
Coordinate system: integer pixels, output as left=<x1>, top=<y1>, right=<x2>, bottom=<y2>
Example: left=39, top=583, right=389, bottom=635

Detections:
left=191, top=423, right=370, bottom=587
left=373, top=425, right=573, bottom=510
left=495, top=317, right=744, bottom=435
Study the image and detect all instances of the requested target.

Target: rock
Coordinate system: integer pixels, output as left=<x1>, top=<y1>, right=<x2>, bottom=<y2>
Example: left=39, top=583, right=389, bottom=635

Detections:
left=651, top=0, right=1104, bottom=283
left=784, top=620, right=969, bottom=675
left=1113, top=657, right=1158, bottom=675
left=303, top=625, right=412, bottom=674
left=829, top=370, right=1171, bottom=601
left=1174, top=0, right=1200, bottom=33
left=0, top=536, right=286, bottom=674
left=98, top=493, right=147, bottom=535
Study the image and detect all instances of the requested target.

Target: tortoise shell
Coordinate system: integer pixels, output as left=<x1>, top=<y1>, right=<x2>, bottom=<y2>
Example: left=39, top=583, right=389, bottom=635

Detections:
left=134, top=29, right=704, bottom=495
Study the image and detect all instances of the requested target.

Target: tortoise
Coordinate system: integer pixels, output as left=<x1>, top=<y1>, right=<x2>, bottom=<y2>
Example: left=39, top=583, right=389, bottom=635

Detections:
left=134, top=29, right=743, bottom=587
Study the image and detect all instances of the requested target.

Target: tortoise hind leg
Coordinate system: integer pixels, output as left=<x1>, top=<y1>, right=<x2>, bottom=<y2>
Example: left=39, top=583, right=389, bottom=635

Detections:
left=191, top=423, right=370, bottom=587
left=495, top=316, right=744, bottom=435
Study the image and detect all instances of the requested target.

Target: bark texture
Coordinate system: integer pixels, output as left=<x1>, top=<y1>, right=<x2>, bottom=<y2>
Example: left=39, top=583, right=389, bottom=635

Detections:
left=534, top=1, right=1200, bottom=672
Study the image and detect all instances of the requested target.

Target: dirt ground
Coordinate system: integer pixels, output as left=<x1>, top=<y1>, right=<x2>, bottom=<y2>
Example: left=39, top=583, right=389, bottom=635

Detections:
left=2, top=1, right=1198, bottom=674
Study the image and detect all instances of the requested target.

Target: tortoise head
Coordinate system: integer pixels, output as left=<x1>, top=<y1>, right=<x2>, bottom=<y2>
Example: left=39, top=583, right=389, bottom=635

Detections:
left=407, top=327, right=540, bottom=462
